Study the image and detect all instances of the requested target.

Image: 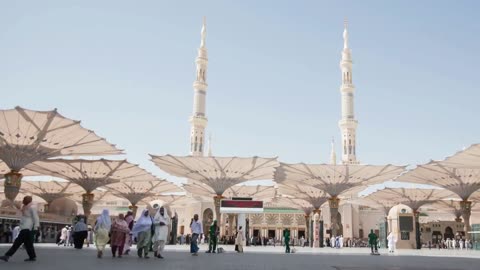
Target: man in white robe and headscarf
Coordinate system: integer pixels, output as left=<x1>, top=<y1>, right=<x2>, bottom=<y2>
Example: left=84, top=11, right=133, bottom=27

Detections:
left=152, top=206, right=170, bottom=259
left=387, top=232, right=396, bottom=253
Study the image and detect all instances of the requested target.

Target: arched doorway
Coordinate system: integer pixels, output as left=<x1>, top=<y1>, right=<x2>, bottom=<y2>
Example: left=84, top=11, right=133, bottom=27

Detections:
left=444, top=226, right=454, bottom=240
left=202, top=208, right=214, bottom=236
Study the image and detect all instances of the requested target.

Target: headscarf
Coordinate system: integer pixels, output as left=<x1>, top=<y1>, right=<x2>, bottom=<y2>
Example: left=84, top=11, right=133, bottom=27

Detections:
left=125, top=211, right=134, bottom=229
left=131, top=209, right=153, bottom=237
left=95, top=209, right=112, bottom=230
left=154, top=206, right=169, bottom=224
left=112, top=214, right=129, bottom=232
left=74, top=218, right=88, bottom=232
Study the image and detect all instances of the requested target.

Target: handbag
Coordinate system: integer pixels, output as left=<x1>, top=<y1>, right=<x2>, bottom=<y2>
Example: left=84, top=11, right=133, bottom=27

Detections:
left=234, top=244, right=238, bottom=251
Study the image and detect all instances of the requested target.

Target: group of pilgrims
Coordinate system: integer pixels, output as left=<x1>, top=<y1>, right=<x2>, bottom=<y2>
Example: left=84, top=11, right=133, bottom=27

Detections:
left=93, top=206, right=170, bottom=259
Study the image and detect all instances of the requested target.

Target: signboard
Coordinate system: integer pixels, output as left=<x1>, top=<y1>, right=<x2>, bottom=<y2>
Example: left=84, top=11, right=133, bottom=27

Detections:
left=220, top=200, right=263, bottom=213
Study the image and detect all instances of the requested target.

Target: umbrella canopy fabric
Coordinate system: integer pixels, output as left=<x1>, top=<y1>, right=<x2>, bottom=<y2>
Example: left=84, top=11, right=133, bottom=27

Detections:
left=20, top=180, right=84, bottom=204
left=26, top=159, right=155, bottom=193
left=421, top=200, right=465, bottom=219
left=148, top=194, right=199, bottom=207
left=0, top=161, right=39, bottom=179
left=436, top=144, right=480, bottom=168
left=365, top=188, right=454, bottom=211
left=222, top=184, right=276, bottom=200
left=182, top=181, right=276, bottom=200
left=150, top=155, right=279, bottom=195
left=106, top=179, right=183, bottom=205
left=277, top=183, right=329, bottom=209
left=396, top=163, right=480, bottom=200
left=349, top=196, right=402, bottom=216
left=275, top=163, right=407, bottom=197
left=69, top=189, right=125, bottom=205
left=285, top=198, right=315, bottom=214
left=0, top=107, right=122, bottom=171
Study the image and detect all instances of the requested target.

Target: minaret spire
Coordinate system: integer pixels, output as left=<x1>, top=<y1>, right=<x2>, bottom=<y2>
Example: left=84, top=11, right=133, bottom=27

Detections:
left=189, top=17, right=209, bottom=156
left=330, top=137, right=337, bottom=165
left=200, top=16, right=206, bottom=48
left=338, top=19, right=359, bottom=164
left=343, top=19, right=349, bottom=49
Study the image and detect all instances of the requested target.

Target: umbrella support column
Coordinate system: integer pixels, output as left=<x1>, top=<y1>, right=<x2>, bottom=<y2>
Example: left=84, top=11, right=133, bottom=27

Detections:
left=414, top=211, right=421, bottom=249
left=304, top=214, right=310, bottom=247
left=82, top=193, right=95, bottom=221
left=384, top=216, right=388, bottom=249
left=328, top=196, right=341, bottom=237
left=4, top=171, right=23, bottom=201
left=213, top=195, right=223, bottom=235
left=130, top=204, right=138, bottom=218
left=460, top=200, right=472, bottom=240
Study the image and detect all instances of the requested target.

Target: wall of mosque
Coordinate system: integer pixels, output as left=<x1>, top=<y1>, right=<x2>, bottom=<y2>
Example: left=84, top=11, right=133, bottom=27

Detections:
left=420, top=221, right=465, bottom=244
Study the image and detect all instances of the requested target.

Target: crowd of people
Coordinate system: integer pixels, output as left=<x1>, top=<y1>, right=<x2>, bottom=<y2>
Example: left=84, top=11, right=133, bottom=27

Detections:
left=426, top=238, right=474, bottom=250
left=0, top=196, right=478, bottom=264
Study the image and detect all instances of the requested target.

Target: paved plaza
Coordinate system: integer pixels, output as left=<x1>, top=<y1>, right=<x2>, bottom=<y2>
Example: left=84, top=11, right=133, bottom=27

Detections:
left=0, top=244, right=478, bottom=270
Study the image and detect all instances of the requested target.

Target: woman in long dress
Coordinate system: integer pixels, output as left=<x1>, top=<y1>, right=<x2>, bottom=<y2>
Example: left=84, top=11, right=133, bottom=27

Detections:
left=110, top=213, right=130, bottom=258
left=131, top=209, right=153, bottom=259
left=235, top=226, right=245, bottom=253
left=73, top=218, right=88, bottom=249
left=152, top=206, right=170, bottom=259
left=94, top=209, right=111, bottom=258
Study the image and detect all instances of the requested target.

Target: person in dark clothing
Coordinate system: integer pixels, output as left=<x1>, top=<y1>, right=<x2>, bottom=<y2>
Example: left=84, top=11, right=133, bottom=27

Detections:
left=368, top=229, right=378, bottom=254
left=73, top=218, right=88, bottom=249
left=206, top=220, right=218, bottom=253
left=283, top=228, right=291, bottom=253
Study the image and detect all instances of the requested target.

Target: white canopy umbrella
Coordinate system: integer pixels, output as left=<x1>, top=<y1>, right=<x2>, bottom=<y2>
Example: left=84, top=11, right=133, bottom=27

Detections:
left=105, top=179, right=183, bottom=216
left=0, top=107, right=122, bottom=201
left=20, top=180, right=84, bottom=211
left=396, top=162, right=480, bottom=238
left=420, top=200, right=465, bottom=222
left=150, top=155, right=279, bottom=224
left=278, top=183, right=329, bottom=210
left=182, top=181, right=276, bottom=200
left=275, top=163, right=406, bottom=236
left=26, top=159, right=152, bottom=217
left=365, top=187, right=454, bottom=249
left=435, top=144, right=480, bottom=168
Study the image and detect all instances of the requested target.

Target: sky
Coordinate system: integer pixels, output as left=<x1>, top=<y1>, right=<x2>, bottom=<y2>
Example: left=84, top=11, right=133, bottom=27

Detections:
left=1, top=1, right=479, bottom=187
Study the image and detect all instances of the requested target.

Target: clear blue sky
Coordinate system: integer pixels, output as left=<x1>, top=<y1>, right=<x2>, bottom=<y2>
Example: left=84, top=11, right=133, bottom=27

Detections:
left=1, top=1, right=479, bottom=184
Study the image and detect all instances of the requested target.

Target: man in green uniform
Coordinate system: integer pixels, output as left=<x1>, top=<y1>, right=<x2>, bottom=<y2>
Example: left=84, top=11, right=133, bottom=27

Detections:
left=206, top=220, right=218, bottom=253
left=283, top=228, right=291, bottom=253
left=368, top=229, right=378, bottom=254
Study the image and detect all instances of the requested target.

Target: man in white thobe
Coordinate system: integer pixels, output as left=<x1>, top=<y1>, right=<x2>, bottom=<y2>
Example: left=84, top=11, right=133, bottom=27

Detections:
left=387, top=232, right=396, bottom=253
left=152, top=206, right=170, bottom=259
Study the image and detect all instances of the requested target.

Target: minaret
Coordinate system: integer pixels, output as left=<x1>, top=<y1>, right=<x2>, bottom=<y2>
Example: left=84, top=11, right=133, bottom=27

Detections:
left=189, top=17, right=209, bottom=156
left=207, top=134, right=212, bottom=157
left=330, top=138, right=337, bottom=165
left=338, top=20, right=359, bottom=164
